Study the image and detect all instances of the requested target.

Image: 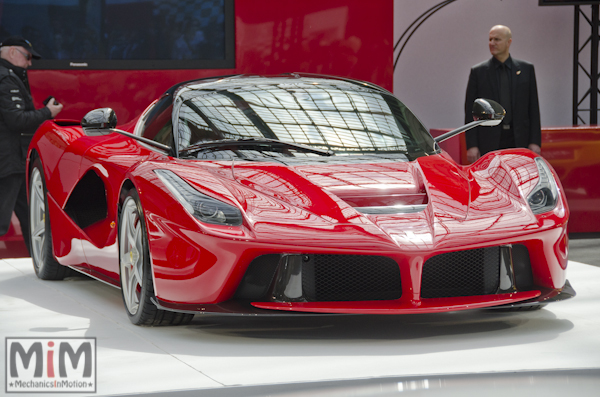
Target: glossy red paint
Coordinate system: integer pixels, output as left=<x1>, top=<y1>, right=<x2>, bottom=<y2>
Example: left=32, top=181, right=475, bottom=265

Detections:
left=27, top=126, right=569, bottom=312
left=21, top=74, right=572, bottom=320
left=441, top=126, right=600, bottom=235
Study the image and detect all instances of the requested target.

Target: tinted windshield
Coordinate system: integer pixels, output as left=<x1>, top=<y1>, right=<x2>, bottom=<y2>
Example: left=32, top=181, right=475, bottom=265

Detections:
left=174, top=77, right=436, bottom=160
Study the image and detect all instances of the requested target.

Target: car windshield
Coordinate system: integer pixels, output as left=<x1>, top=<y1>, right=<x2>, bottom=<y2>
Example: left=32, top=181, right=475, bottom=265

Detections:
left=174, top=77, right=436, bottom=160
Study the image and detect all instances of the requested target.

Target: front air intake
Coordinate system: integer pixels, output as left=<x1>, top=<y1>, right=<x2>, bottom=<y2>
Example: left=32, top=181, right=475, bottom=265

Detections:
left=235, top=254, right=402, bottom=302
left=421, top=247, right=501, bottom=298
left=303, top=254, right=402, bottom=301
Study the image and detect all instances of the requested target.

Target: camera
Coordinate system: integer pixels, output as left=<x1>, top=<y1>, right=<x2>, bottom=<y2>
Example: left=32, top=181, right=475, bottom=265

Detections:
left=43, top=96, right=59, bottom=106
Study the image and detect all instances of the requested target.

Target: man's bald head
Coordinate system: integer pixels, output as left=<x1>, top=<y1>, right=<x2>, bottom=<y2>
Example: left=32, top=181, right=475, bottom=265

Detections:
left=489, top=25, right=512, bottom=62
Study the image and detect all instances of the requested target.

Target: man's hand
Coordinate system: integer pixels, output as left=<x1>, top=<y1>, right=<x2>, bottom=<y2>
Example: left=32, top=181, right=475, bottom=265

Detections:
left=467, top=147, right=481, bottom=163
left=528, top=143, right=541, bottom=155
left=46, top=98, right=63, bottom=118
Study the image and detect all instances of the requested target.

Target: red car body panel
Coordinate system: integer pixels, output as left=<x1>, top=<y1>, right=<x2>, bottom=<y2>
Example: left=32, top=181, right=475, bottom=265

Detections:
left=26, top=75, right=571, bottom=315
left=432, top=126, right=600, bottom=234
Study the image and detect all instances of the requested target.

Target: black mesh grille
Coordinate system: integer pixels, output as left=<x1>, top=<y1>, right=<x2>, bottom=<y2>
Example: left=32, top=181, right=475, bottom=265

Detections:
left=421, top=247, right=500, bottom=298
left=302, top=255, right=402, bottom=302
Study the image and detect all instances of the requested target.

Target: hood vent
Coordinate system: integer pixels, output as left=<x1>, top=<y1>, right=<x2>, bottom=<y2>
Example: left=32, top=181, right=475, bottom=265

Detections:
left=339, top=187, right=428, bottom=216
left=353, top=203, right=427, bottom=215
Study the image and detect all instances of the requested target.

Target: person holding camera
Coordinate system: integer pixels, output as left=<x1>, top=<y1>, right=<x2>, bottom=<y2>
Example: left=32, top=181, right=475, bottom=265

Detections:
left=0, top=36, right=63, bottom=254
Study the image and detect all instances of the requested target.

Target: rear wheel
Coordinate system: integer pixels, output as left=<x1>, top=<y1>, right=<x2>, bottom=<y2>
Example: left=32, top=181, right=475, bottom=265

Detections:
left=29, top=158, right=74, bottom=280
left=118, top=189, right=193, bottom=326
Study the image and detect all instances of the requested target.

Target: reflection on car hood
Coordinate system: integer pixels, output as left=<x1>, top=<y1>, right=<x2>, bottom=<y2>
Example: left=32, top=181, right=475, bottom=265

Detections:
left=233, top=158, right=427, bottom=222
left=229, top=154, right=530, bottom=224
left=174, top=152, right=540, bottom=249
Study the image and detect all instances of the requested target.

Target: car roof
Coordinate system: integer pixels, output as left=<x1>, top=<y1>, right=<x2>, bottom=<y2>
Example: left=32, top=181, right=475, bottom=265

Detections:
left=165, top=73, right=391, bottom=102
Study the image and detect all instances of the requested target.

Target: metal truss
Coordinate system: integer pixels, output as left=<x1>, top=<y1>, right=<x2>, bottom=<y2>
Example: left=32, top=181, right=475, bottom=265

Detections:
left=574, top=5, right=600, bottom=125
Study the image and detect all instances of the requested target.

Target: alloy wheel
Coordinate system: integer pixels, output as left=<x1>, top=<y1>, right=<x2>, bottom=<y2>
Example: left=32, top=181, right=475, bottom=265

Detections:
left=119, top=196, right=144, bottom=315
left=29, top=167, right=46, bottom=268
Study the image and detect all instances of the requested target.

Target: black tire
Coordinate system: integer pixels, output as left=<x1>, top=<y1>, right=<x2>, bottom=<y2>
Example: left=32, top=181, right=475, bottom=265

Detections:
left=29, top=157, right=75, bottom=280
left=118, top=188, right=193, bottom=326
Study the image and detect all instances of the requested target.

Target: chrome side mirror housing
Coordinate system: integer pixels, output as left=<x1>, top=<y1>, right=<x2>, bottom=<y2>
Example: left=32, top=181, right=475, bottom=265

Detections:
left=472, top=98, right=505, bottom=126
left=81, top=108, right=118, bottom=130
left=434, top=98, right=505, bottom=144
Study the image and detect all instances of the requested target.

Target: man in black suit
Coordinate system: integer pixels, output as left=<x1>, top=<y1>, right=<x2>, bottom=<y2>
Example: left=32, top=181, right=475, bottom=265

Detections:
left=464, top=25, right=541, bottom=163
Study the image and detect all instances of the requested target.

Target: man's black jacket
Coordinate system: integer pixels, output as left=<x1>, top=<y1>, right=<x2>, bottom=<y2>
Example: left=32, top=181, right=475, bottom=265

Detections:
left=464, top=56, right=541, bottom=155
left=0, top=59, right=52, bottom=178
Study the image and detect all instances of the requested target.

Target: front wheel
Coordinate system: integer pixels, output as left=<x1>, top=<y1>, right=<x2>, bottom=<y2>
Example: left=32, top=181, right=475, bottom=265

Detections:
left=118, top=189, right=193, bottom=326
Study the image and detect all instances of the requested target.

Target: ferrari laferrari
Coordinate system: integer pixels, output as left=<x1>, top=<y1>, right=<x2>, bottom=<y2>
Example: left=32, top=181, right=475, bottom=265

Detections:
left=27, top=74, right=574, bottom=326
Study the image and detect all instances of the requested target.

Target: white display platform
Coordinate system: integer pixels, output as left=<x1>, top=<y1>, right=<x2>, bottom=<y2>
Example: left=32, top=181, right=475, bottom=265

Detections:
left=1, top=258, right=599, bottom=396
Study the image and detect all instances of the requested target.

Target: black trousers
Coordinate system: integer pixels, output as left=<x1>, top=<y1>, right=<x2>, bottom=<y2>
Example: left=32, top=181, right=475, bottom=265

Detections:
left=0, top=173, right=31, bottom=255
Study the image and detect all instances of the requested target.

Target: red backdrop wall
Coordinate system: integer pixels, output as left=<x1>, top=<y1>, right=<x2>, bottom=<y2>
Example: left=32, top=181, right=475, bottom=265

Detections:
left=28, top=0, right=393, bottom=125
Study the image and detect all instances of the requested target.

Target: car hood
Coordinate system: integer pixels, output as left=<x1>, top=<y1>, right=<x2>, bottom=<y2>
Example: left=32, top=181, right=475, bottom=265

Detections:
left=164, top=152, right=540, bottom=250
left=232, top=155, right=475, bottom=223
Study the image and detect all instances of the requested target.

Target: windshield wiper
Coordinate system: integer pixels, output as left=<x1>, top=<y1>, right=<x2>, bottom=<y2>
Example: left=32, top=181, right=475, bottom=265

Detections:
left=179, top=138, right=334, bottom=157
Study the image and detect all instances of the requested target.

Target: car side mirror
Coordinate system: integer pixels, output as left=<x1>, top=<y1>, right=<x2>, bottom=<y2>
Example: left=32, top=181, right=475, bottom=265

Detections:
left=472, top=98, right=505, bottom=126
left=81, top=108, right=118, bottom=130
left=434, top=98, right=506, bottom=144
left=80, top=108, right=173, bottom=152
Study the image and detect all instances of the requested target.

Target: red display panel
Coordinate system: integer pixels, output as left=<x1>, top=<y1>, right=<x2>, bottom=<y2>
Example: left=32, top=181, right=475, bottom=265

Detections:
left=27, top=1, right=393, bottom=125
left=541, top=127, right=600, bottom=234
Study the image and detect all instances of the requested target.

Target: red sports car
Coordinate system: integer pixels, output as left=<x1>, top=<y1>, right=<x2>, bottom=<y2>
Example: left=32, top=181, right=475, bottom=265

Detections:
left=27, top=74, right=574, bottom=326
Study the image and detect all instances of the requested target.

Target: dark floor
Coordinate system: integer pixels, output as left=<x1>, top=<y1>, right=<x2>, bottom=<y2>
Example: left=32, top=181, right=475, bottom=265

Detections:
left=568, top=235, right=600, bottom=268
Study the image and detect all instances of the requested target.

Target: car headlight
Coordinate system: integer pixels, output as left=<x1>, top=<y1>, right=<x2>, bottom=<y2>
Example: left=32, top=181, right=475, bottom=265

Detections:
left=155, top=169, right=243, bottom=226
left=527, top=157, right=558, bottom=215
